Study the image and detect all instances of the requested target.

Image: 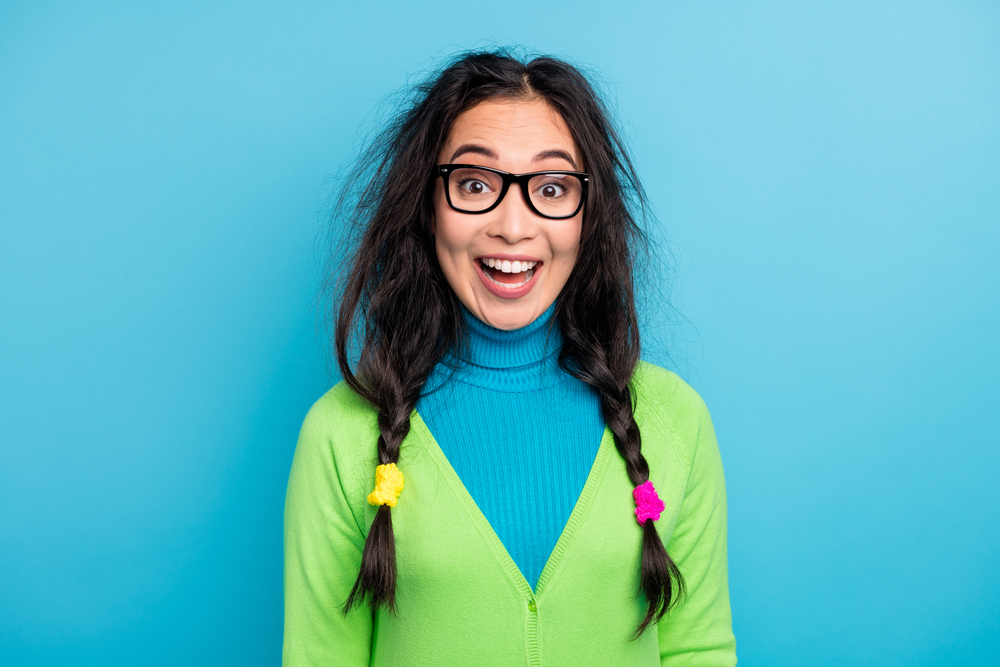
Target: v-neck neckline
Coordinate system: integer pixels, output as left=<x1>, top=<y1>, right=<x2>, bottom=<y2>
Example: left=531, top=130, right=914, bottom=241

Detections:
left=409, top=409, right=614, bottom=598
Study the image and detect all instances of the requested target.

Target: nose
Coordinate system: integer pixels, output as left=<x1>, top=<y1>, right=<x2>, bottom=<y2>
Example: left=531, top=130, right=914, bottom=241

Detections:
left=488, top=183, right=539, bottom=244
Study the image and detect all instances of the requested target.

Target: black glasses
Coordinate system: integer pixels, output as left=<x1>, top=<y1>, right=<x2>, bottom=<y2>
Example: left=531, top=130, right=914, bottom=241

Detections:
left=436, top=164, right=588, bottom=220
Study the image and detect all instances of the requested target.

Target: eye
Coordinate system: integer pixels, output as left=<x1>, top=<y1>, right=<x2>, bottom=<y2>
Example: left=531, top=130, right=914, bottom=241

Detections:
left=457, top=178, right=494, bottom=196
left=535, top=181, right=567, bottom=199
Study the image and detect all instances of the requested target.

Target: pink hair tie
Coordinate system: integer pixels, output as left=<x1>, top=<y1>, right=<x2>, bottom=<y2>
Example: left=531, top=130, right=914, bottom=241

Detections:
left=633, top=480, right=665, bottom=525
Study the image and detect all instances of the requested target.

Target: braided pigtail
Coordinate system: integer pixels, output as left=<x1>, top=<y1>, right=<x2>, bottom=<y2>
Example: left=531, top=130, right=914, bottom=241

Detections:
left=343, top=398, right=412, bottom=613
left=602, top=383, right=685, bottom=636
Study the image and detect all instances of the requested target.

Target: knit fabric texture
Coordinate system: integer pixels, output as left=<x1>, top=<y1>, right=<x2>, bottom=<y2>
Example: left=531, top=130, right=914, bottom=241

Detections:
left=415, top=304, right=605, bottom=589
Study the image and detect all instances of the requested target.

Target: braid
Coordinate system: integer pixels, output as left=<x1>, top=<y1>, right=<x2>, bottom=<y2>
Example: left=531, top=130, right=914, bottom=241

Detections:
left=598, top=383, right=684, bottom=636
left=343, top=400, right=413, bottom=613
left=602, top=385, right=648, bottom=486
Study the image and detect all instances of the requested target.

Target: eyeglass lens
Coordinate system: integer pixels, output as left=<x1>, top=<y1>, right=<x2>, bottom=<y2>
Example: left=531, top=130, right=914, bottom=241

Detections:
left=447, top=167, right=583, bottom=217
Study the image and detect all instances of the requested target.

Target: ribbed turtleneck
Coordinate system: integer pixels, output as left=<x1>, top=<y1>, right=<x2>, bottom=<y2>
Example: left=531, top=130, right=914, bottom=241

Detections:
left=416, top=304, right=605, bottom=590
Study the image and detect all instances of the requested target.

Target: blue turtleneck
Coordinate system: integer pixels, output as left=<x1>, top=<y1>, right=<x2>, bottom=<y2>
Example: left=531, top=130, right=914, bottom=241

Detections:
left=415, top=304, right=605, bottom=590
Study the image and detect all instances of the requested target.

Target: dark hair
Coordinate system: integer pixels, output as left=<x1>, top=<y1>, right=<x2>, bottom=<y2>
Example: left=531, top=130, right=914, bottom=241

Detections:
left=333, top=48, right=684, bottom=636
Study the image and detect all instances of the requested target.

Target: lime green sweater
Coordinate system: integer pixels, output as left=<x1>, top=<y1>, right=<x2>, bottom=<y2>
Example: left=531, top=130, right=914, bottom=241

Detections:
left=283, top=362, right=736, bottom=666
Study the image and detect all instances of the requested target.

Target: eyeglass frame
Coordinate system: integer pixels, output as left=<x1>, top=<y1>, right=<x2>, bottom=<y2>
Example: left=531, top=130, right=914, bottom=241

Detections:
left=435, top=164, right=589, bottom=220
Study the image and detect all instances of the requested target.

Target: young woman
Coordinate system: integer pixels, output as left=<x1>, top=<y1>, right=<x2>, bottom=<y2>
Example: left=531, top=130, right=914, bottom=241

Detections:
left=284, top=50, right=736, bottom=666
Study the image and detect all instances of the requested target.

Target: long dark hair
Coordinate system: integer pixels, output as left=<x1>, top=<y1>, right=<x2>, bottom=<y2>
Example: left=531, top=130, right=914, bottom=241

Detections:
left=333, top=49, right=683, bottom=636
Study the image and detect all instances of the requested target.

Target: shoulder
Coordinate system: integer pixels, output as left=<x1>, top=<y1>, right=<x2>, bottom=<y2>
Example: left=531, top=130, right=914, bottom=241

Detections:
left=290, top=382, right=380, bottom=516
left=630, top=360, right=711, bottom=422
left=299, top=381, right=378, bottom=446
left=630, top=361, right=715, bottom=469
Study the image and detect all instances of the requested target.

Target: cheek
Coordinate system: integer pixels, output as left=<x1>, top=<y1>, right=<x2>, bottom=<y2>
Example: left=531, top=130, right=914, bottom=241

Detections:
left=552, top=219, right=583, bottom=267
left=433, top=213, right=467, bottom=260
left=432, top=210, right=478, bottom=288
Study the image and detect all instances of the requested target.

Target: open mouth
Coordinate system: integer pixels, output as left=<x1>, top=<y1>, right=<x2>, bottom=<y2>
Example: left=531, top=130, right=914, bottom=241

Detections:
left=478, top=257, right=538, bottom=288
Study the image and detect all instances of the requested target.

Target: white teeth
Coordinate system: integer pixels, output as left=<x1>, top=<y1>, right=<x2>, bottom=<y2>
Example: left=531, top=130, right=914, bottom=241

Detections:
left=479, top=258, right=538, bottom=272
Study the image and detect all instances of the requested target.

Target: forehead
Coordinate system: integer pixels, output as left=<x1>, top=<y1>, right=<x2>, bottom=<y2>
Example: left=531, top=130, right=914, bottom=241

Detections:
left=439, top=98, right=581, bottom=168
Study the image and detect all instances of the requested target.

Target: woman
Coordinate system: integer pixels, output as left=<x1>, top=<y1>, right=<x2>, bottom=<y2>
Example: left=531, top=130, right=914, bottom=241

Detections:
left=284, top=50, right=736, bottom=666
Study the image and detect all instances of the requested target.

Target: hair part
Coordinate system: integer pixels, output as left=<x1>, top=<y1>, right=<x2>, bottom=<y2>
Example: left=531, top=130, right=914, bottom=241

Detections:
left=333, top=47, right=683, bottom=635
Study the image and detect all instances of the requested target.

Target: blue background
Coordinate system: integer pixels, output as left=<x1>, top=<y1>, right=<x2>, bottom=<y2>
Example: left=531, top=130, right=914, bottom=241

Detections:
left=2, top=1, right=998, bottom=665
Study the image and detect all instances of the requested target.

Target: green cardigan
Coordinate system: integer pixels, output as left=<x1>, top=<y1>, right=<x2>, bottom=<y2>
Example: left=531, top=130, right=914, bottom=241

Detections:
left=283, top=362, right=736, bottom=666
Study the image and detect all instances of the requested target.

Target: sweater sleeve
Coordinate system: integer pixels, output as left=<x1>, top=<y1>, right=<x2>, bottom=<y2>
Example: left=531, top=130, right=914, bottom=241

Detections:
left=283, top=390, right=374, bottom=666
left=658, top=396, right=737, bottom=667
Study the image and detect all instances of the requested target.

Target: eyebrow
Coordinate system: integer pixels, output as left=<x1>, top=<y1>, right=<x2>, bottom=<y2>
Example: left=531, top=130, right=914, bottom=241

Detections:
left=532, top=149, right=578, bottom=170
left=449, top=144, right=579, bottom=170
left=449, top=144, right=498, bottom=162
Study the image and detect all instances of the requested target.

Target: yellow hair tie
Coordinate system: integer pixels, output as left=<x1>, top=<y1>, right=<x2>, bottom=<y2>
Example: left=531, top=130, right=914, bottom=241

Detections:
left=367, top=463, right=404, bottom=507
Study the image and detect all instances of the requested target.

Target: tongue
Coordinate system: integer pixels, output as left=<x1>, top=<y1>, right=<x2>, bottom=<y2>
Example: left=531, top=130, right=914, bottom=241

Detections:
left=492, top=269, right=527, bottom=284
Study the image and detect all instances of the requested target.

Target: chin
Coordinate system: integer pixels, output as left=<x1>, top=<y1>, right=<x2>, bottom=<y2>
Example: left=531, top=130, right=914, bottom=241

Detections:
left=477, top=301, right=542, bottom=331
left=487, top=314, right=535, bottom=331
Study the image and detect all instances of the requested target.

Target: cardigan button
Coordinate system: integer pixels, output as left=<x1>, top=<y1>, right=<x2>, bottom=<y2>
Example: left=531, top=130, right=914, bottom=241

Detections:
left=528, top=599, right=537, bottom=613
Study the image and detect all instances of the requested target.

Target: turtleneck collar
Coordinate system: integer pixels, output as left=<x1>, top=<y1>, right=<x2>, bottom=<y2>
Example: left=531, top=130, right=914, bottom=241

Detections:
left=423, top=303, right=566, bottom=394
left=458, top=303, right=561, bottom=369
